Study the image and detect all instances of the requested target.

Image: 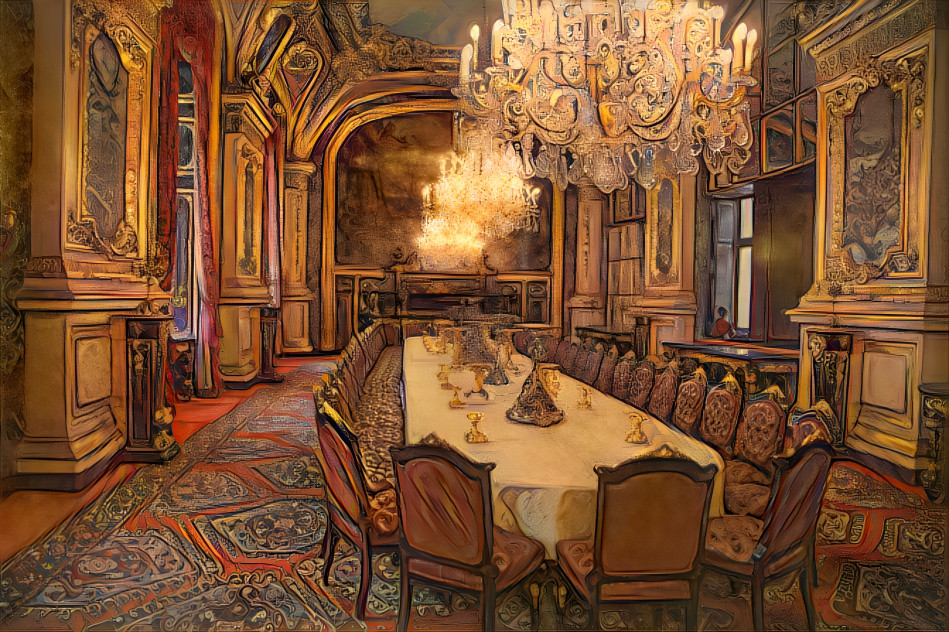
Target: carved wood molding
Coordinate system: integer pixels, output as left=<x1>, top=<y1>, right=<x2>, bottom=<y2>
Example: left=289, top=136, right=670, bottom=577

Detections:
left=69, top=0, right=155, bottom=268
left=810, top=0, right=936, bottom=83
left=822, top=43, right=928, bottom=293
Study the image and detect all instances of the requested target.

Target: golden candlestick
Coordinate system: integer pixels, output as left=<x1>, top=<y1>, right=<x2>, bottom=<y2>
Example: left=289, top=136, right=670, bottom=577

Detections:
left=626, top=411, right=647, bottom=443
left=465, top=411, right=488, bottom=443
left=449, top=386, right=466, bottom=408
left=437, top=363, right=453, bottom=390
left=577, top=385, right=593, bottom=409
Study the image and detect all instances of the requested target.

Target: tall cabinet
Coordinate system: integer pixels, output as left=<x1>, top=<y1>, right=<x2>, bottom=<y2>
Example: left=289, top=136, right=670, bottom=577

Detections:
left=790, top=0, right=947, bottom=483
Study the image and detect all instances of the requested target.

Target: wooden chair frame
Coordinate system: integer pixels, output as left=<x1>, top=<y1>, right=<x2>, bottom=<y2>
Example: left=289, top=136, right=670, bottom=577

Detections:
left=579, top=458, right=716, bottom=630
left=702, top=442, right=834, bottom=631
left=315, top=404, right=396, bottom=621
left=390, top=444, right=517, bottom=632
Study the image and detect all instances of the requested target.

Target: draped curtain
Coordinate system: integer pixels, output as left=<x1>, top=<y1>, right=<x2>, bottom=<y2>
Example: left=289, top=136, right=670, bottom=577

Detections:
left=158, top=0, right=221, bottom=398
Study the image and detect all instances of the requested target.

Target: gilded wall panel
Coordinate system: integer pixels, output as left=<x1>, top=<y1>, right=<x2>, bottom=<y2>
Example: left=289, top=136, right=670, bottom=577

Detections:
left=646, top=176, right=681, bottom=287
left=821, top=37, right=930, bottom=293
left=221, top=95, right=273, bottom=298
left=68, top=2, right=157, bottom=264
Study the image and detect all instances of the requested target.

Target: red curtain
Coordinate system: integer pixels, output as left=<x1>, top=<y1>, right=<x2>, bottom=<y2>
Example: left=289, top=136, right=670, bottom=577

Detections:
left=158, top=0, right=222, bottom=398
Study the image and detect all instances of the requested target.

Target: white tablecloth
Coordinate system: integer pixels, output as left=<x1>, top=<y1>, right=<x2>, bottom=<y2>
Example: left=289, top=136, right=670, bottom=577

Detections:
left=402, top=337, right=725, bottom=557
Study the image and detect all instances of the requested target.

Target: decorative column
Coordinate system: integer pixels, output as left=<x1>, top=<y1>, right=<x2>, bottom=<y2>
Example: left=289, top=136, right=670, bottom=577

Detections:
left=620, top=174, right=697, bottom=356
left=14, top=0, right=170, bottom=490
left=258, top=307, right=283, bottom=382
left=280, top=162, right=315, bottom=353
left=919, top=383, right=948, bottom=503
left=566, top=184, right=607, bottom=335
left=218, top=93, right=275, bottom=386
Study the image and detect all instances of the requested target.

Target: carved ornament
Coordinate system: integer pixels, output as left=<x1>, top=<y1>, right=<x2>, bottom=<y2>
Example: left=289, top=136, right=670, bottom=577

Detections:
left=25, top=257, right=65, bottom=277
left=823, top=46, right=927, bottom=292
left=134, top=299, right=171, bottom=317
left=811, top=0, right=935, bottom=82
left=70, top=0, right=161, bottom=70
left=1, top=208, right=27, bottom=373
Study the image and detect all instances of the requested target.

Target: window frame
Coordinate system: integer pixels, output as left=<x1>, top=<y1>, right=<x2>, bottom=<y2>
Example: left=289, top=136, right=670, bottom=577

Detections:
left=708, top=193, right=758, bottom=341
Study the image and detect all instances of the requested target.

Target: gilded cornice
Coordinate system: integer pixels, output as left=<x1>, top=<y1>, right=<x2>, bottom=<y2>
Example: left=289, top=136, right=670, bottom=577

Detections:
left=809, top=0, right=935, bottom=82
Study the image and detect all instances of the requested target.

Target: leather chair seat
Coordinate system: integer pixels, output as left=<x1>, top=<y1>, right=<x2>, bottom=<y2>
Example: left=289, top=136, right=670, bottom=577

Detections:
left=556, top=539, right=690, bottom=600
left=705, top=516, right=808, bottom=579
left=706, top=515, right=764, bottom=567
left=407, top=526, right=544, bottom=591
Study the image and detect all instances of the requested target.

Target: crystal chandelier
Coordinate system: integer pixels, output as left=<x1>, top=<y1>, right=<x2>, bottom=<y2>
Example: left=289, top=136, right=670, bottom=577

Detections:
left=454, top=0, right=758, bottom=193
left=417, top=134, right=541, bottom=266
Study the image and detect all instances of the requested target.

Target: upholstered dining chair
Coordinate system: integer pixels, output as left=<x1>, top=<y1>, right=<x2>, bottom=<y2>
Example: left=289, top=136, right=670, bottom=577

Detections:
left=556, top=458, right=716, bottom=630
left=704, top=442, right=834, bottom=631
left=627, top=359, right=656, bottom=408
left=314, top=403, right=399, bottom=621
left=699, top=385, right=743, bottom=457
left=611, top=357, right=636, bottom=402
left=594, top=347, right=619, bottom=393
left=722, top=398, right=788, bottom=518
left=671, top=374, right=708, bottom=436
left=553, top=339, right=572, bottom=365
left=389, top=444, right=545, bottom=632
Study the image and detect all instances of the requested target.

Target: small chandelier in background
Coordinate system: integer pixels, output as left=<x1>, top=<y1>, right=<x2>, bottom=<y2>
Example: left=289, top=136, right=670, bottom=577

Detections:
left=454, top=0, right=758, bottom=193
left=417, top=134, right=541, bottom=267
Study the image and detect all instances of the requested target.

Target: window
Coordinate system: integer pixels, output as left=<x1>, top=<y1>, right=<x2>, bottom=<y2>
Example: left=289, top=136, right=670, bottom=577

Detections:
left=172, top=61, right=198, bottom=340
left=710, top=196, right=754, bottom=338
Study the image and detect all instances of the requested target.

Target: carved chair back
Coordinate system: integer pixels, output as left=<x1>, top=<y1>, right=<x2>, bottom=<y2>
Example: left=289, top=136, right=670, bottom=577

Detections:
left=735, top=399, right=787, bottom=468
left=553, top=339, right=572, bottom=365
left=594, top=458, right=716, bottom=576
left=513, top=330, right=534, bottom=356
left=390, top=445, right=495, bottom=569
left=757, top=443, right=833, bottom=571
left=672, top=376, right=708, bottom=435
left=561, top=342, right=581, bottom=375
left=699, top=386, right=743, bottom=455
left=594, top=347, right=619, bottom=393
left=578, top=349, right=603, bottom=385
left=611, top=357, right=635, bottom=402
left=627, top=359, right=656, bottom=408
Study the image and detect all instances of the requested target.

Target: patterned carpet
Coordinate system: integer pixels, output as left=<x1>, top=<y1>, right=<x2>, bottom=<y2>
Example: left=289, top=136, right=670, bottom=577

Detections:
left=1, top=360, right=945, bottom=631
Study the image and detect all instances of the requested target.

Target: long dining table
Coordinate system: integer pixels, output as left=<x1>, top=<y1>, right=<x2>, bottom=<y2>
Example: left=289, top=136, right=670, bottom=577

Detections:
left=401, top=336, right=726, bottom=558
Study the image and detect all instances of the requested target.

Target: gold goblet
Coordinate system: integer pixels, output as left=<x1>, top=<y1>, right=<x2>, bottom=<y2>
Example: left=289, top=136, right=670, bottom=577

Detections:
left=465, top=412, right=488, bottom=443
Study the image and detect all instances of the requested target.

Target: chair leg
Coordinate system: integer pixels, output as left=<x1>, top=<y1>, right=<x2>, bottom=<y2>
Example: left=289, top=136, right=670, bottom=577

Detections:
left=322, top=524, right=337, bottom=586
left=356, top=544, right=372, bottom=622
left=397, top=563, right=411, bottom=632
left=801, top=568, right=817, bottom=630
left=809, top=542, right=819, bottom=588
left=591, top=588, right=602, bottom=631
left=751, top=575, right=766, bottom=632
left=482, top=583, right=497, bottom=632
left=688, top=571, right=702, bottom=631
